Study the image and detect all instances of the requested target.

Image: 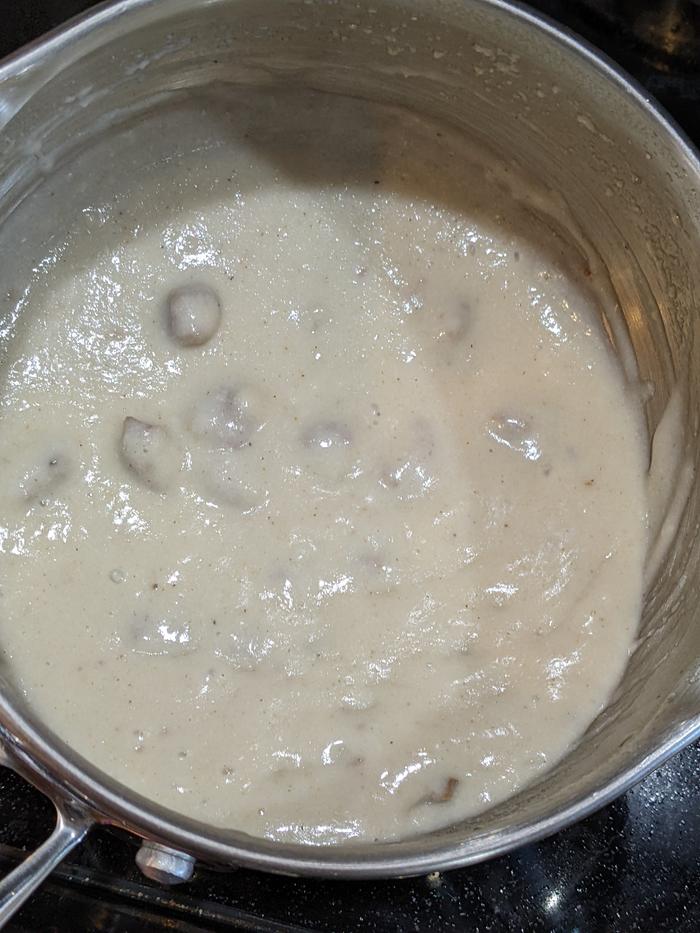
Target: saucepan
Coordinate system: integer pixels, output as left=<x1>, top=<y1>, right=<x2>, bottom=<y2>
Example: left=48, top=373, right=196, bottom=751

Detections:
left=0, top=0, right=698, bottom=925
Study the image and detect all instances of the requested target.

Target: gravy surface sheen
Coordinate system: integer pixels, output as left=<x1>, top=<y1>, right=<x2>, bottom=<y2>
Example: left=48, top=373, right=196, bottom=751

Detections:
left=0, top=89, right=649, bottom=843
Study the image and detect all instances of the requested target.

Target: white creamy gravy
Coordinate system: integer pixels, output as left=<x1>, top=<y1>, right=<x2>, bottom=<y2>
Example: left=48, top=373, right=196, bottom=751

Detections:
left=0, top=88, right=650, bottom=843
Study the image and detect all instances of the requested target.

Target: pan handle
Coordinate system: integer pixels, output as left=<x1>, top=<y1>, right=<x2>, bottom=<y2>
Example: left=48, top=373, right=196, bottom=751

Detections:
left=0, top=801, right=92, bottom=928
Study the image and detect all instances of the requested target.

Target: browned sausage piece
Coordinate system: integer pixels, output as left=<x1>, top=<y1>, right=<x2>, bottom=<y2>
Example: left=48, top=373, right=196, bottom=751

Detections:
left=120, top=417, right=178, bottom=491
left=166, top=283, right=222, bottom=347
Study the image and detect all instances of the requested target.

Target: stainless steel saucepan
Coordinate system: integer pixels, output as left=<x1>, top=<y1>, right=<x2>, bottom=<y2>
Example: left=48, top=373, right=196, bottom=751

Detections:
left=0, top=0, right=698, bottom=925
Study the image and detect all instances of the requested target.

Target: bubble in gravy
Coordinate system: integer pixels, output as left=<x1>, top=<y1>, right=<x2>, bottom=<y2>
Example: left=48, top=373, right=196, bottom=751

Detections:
left=302, top=421, right=352, bottom=451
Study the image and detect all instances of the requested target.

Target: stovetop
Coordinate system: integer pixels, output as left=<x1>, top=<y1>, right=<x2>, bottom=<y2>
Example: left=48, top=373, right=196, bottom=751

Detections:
left=1, top=2, right=699, bottom=931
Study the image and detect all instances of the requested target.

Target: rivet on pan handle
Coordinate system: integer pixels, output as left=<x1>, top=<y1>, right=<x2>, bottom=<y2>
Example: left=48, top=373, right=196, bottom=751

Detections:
left=135, top=840, right=196, bottom=884
left=0, top=799, right=92, bottom=928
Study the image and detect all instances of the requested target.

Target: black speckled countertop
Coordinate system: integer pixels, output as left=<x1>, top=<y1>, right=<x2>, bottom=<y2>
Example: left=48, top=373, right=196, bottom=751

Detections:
left=1, top=2, right=699, bottom=930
